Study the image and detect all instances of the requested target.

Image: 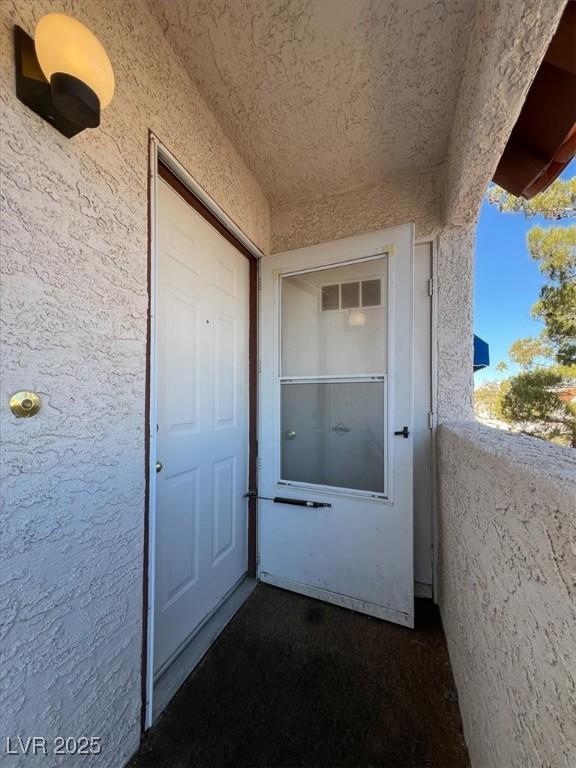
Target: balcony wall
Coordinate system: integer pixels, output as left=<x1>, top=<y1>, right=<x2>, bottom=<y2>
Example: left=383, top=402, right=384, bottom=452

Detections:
left=437, top=422, right=576, bottom=767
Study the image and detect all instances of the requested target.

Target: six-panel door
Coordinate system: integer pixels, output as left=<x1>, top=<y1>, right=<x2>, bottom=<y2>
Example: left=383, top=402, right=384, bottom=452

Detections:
left=154, top=179, right=250, bottom=675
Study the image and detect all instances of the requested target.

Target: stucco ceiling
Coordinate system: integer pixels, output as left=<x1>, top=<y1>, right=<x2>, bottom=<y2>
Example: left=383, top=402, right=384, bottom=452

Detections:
left=149, top=0, right=476, bottom=206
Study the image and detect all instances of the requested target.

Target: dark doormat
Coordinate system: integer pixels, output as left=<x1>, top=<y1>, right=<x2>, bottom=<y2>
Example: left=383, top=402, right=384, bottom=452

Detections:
left=130, top=584, right=469, bottom=768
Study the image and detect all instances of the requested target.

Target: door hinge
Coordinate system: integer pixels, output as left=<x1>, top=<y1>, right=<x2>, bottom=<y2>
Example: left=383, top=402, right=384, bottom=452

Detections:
left=256, top=456, right=262, bottom=473
left=257, top=359, right=262, bottom=374
left=428, top=277, right=434, bottom=296
left=257, top=276, right=262, bottom=291
left=428, top=411, right=435, bottom=429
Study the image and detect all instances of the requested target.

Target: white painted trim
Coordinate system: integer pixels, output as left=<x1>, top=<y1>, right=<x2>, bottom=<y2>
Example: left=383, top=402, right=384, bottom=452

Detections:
left=429, top=237, right=439, bottom=603
left=144, top=137, right=159, bottom=730
left=260, top=572, right=413, bottom=628
left=412, top=237, right=435, bottom=601
left=418, top=235, right=438, bottom=603
left=280, top=251, right=389, bottom=278
left=274, top=250, right=394, bottom=502
left=150, top=134, right=264, bottom=261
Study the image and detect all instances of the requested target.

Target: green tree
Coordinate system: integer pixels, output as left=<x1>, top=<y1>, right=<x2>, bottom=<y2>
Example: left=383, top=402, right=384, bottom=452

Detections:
left=487, top=177, right=575, bottom=219
left=484, top=175, right=576, bottom=447
left=474, top=379, right=509, bottom=421
left=527, top=225, right=576, bottom=366
left=488, top=179, right=575, bottom=366
left=508, top=336, right=554, bottom=367
left=532, top=281, right=576, bottom=366
left=500, top=369, right=576, bottom=448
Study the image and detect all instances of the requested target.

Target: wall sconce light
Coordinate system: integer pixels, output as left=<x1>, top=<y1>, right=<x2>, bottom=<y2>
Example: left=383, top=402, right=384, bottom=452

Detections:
left=14, top=14, right=114, bottom=138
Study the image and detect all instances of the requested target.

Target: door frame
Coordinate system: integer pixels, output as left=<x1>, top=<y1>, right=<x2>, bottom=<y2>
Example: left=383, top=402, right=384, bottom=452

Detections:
left=412, top=239, right=437, bottom=600
left=142, top=133, right=262, bottom=730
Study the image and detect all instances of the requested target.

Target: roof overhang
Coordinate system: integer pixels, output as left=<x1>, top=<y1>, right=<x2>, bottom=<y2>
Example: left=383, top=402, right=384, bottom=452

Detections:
left=493, top=1, right=576, bottom=199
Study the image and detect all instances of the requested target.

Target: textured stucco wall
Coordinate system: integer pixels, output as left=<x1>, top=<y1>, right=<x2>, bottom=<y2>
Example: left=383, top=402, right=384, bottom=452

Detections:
left=435, top=226, right=475, bottom=422
left=147, top=0, right=475, bottom=206
left=437, top=422, right=576, bottom=768
left=0, top=1, right=269, bottom=765
left=271, top=169, right=442, bottom=254
left=444, top=0, right=566, bottom=227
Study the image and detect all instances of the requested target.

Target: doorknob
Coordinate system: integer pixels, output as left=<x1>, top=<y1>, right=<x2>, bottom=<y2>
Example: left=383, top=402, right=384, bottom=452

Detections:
left=394, top=426, right=410, bottom=438
left=156, top=461, right=163, bottom=473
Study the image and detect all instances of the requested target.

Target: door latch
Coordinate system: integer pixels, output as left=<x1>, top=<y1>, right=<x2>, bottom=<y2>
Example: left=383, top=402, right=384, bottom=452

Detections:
left=394, top=426, right=410, bottom=438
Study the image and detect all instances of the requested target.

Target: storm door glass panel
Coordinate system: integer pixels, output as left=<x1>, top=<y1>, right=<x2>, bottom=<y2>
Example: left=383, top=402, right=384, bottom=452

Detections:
left=281, top=257, right=387, bottom=377
left=280, top=256, right=388, bottom=495
left=281, top=381, right=385, bottom=493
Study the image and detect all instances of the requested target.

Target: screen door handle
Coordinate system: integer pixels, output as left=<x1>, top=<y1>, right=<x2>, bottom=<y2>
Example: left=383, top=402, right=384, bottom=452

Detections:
left=274, top=497, right=332, bottom=509
left=243, top=491, right=331, bottom=508
left=394, top=426, right=410, bottom=438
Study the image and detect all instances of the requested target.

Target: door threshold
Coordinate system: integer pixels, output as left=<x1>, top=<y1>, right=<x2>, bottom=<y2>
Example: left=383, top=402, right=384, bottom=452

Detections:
left=152, top=575, right=257, bottom=723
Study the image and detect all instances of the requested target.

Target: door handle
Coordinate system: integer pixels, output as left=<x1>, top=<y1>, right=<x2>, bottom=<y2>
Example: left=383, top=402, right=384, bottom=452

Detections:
left=394, top=427, right=410, bottom=438
left=156, top=461, right=163, bottom=473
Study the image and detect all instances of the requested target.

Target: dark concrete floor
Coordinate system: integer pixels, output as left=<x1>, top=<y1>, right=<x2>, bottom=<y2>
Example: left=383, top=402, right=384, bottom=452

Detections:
left=131, top=584, right=469, bottom=768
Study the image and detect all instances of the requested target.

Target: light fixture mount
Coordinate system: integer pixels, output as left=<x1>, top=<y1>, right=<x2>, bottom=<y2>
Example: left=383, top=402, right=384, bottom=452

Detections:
left=14, top=16, right=114, bottom=138
left=14, top=25, right=97, bottom=137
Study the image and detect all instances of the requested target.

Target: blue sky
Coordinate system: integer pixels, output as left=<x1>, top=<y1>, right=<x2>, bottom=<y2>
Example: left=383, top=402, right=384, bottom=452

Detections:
left=473, top=159, right=575, bottom=387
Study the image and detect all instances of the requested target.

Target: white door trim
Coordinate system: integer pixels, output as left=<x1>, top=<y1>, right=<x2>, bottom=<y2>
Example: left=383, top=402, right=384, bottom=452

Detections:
left=426, top=236, right=439, bottom=602
left=414, top=236, right=437, bottom=602
left=145, top=136, right=159, bottom=730
left=151, top=135, right=264, bottom=261
left=145, top=135, right=260, bottom=729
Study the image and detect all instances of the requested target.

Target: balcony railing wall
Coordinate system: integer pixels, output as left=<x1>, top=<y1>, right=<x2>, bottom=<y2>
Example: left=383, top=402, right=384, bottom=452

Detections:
left=437, top=422, right=576, bottom=767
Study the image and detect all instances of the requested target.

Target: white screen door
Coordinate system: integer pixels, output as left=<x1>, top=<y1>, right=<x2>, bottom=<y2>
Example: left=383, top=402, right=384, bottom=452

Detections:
left=154, top=176, right=250, bottom=674
left=259, top=225, right=414, bottom=627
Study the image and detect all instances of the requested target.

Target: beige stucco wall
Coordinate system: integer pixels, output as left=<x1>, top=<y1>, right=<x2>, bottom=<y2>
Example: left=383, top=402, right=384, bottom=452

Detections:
left=436, top=226, right=475, bottom=421
left=444, top=0, right=567, bottom=226
left=438, top=422, right=576, bottom=767
left=0, top=1, right=269, bottom=765
left=271, top=168, right=442, bottom=254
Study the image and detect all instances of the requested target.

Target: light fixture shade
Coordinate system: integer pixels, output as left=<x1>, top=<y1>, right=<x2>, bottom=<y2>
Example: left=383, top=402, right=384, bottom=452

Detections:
left=34, top=13, right=114, bottom=110
left=348, top=310, right=366, bottom=327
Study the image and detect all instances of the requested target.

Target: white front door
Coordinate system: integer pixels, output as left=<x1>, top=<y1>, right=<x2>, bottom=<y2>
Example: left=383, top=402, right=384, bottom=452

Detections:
left=154, top=177, right=250, bottom=674
left=259, top=225, right=414, bottom=627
